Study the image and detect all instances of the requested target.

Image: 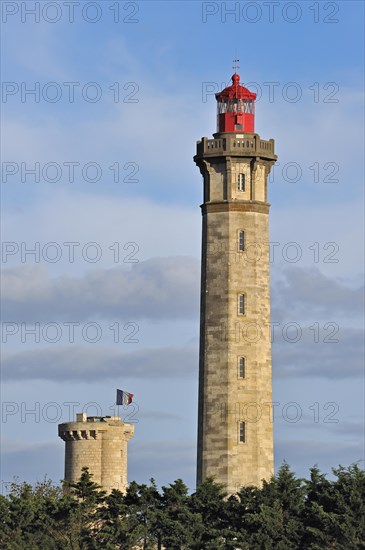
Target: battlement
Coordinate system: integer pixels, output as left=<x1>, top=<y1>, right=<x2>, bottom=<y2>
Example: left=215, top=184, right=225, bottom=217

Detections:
left=58, top=413, right=134, bottom=441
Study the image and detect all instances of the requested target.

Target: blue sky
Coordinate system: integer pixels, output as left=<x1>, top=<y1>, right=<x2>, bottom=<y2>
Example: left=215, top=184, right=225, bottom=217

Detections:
left=1, top=0, right=364, bottom=492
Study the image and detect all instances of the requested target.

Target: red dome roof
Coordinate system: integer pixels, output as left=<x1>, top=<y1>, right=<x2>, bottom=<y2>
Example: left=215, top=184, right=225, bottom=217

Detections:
left=216, top=73, right=256, bottom=101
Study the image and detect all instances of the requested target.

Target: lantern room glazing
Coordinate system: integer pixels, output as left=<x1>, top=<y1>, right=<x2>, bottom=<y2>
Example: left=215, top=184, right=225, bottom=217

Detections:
left=216, top=73, right=256, bottom=133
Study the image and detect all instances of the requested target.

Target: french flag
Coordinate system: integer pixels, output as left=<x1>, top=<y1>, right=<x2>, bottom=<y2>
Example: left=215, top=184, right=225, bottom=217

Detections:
left=116, top=389, right=134, bottom=406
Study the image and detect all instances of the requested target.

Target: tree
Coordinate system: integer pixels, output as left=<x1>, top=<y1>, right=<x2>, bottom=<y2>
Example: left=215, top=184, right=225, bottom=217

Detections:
left=330, top=464, right=365, bottom=548
left=122, top=479, right=161, bottom=549
left=189, top=477, right=229, bottom=548
left=157, top=479, right=198, bottom=549
left=301, top=466, right=338, bottom=549
left=240, top=464, right=306, bottom=549
left=63, top=467, right=106, bottom=548
left=90, top=488, right=141, bottom=550
left=1, top=462, right=364, bottom=549
left=0, top=493, right=12, bottom=547
left=227, top=485, right=261, bottom=549
left=66, top=466, right=106, bottom=504
left=1, top=478, right=69, bottom=549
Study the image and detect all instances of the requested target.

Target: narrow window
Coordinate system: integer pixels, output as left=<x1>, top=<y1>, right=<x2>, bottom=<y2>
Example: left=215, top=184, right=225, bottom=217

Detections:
left=238, top=293, right=245, bottom=315
left=239, top=421, right=246, bottom=443
left=238, top=173, right=245, bottom=191
left=238, top=357, right=245, bottom=378
left=239, top=230, right=245, bottom=251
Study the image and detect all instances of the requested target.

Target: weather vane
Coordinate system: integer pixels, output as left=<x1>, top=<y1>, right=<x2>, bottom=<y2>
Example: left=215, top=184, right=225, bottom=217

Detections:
left=232, top=56, right=240, bottom=73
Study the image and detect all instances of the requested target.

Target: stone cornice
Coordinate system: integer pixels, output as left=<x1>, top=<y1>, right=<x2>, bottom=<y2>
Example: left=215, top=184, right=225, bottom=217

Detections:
left=201, top=201, right=270, bottom=215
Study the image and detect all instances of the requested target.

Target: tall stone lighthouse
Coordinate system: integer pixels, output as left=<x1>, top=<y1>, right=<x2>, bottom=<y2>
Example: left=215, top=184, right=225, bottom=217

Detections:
left=194, top=72, right=277, bottom=493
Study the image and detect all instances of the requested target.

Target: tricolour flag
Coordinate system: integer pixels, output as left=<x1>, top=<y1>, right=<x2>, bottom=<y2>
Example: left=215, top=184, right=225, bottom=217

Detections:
left=116, top=389, right=134, bottom=406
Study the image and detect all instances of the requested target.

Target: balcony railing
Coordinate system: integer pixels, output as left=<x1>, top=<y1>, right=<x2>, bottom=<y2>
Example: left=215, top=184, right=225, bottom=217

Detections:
left=196, top=134, right=276, bottom=160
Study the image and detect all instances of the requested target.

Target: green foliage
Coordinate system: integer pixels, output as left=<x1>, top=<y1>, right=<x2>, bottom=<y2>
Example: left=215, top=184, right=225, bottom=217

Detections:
left=1, top=463, right=364, bottom=549
left=158, top=479, right=200, bottom=549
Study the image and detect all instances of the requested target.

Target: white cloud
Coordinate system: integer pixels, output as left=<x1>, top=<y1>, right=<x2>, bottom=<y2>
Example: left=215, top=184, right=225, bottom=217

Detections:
left=2, top=256, right=200, bottom=321
left=270, top=201, right=364, bottom=278
left=271, top=266, right=364, bottom=321
left=273, top=327, right=363, bottom=379
left=1, top=191, right=201, bottom=274
left=2, top=344, right=198, bottom=381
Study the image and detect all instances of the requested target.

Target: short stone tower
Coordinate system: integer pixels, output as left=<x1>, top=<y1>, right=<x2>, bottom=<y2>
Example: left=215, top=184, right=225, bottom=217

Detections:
left=194, top=72, right=277, bottom=494
left=58, top=413, right=134, bottom=493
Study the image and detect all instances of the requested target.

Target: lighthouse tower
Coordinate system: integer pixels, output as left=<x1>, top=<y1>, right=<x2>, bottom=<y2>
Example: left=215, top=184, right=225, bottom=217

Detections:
left=194, top=72, right=277, bottom=493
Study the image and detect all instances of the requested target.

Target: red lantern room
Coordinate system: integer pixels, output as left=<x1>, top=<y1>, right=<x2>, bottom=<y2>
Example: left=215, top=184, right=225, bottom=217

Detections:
left=216, top=73, right=256, bottom=133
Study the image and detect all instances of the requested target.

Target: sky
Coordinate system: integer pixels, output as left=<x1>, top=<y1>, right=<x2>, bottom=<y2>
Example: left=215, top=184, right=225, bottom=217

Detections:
left=1, top=0, right=364, bottom=493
